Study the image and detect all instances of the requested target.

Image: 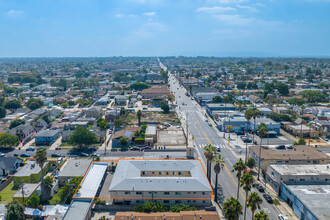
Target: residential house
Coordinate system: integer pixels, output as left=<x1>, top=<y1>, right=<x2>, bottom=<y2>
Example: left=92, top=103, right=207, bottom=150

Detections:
left=104, top=109, right=120, bottom=123
left=112, top=127, right=141, bottom=148
left=114, top=95, right=127, bottom=106
left=141, top=88, right=170, bottom=99
left=249, top=95, right=263, bottom=104
left=35, top=129, right=61, bottom=146
left=13, top=183, right=40, bottom=203
left=114, top=211, right=220, bottom=220
left=0, top=157, right=22, bottom=176
left=34, top=119, right=48, bottom=132
left=58, top=159, right=92, bottom=186
left=311, top=119, right=330, bottom=138
left=85, top=106, right=102, bottom=118
left=13, top=160, right=50, bottom=187
left=9, top=123, right=35, bottom=142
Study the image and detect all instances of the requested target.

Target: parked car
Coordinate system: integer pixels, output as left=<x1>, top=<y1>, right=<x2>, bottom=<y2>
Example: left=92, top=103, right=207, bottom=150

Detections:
left=80, top=152, right=89, bottom=157
left=275, top=145, right=285, bottom=150
left=235, top=131, right=244, bottom=136
left=38, top=147, right=47, bottom=150
left=278, top=214, right=289, bottom=220
left=142, top=146, right=152, bottom=150
left=242, top=137, right=252, bottom=143
left=20, top=153, right=31, bottom=157
left=254, top=183, right=265, bottom=192
left=130, top=147, right=140, bottom=151
left=208, top=122, right=212, bottom=126
left=26, top=147, right=35, bottom=151
left=0, top=152, right=5, bottom=157
left=263, top=194, right=273, bottom=203
left=216, top=146, right=221, bottom=152
left=89, top=146, right=98, bottom=151
left=51, top=153, right=62, bottom=157
left=92, top=153, right=100, bottom=157
left=286, top=145, right=293, bottom=150
left=14, top=153, right=19, bottom=157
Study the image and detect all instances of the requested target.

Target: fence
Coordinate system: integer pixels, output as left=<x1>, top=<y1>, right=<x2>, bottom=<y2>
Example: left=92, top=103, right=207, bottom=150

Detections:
left=0, top=175, right=14, bottom=192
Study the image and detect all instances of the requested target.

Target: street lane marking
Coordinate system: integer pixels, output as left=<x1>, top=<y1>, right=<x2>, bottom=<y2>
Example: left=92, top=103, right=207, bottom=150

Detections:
left=193, top=115, right=246, bottom=200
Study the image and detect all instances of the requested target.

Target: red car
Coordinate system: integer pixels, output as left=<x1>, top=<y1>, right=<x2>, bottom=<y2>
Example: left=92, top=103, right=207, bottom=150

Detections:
left=142, top=146, right=152, bottom=150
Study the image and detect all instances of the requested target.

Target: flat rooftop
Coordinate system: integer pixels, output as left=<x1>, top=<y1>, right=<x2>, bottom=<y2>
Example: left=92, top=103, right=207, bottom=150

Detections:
left=285, top=184, right=330, bottom=220
left=74, top=162, right=108, bottom=198
left=15, top=160, right=49, bottom=177
left=58, top=159, right=92, bottom=178
left=270, top=164, right=330, bottom=176
left=62, top=199, right=93, bottom=220
left=13, top=183, right=40, bottom=198
left=109, top=160, right=211, bottom=192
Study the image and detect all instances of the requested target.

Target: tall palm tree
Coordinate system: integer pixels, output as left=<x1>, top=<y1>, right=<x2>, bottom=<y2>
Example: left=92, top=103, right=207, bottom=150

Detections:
left=253, top=211, right=269, bottom=220
left=213, top=154, right=224, bottom=202
left=204, top=144, right=216, bottom=181
left=223, top=197, right=243, bottom=220
left=251, top=109, right=262, bottom=145
left=244, top=109, right=253, bottom=163
left=35, top=148, right=47, bottom=200
left=257, top=123, right=268, bottom=180
left=247, top=192, right=263, bottom=220
left=232, top=159, right=246, bottom=199
left=240, top=172, right=254, bottom=220
left=137, top=110, right=142, bottom=126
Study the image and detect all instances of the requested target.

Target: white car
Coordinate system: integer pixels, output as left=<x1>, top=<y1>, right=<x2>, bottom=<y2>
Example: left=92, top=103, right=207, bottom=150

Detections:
left=278, top=214, right=289, bottom=220
left=0, top=152, right=4, bottom=157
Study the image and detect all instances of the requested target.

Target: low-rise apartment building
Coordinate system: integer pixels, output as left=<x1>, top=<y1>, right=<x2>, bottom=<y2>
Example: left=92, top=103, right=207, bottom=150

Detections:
left=109, top=160, right=212, bottom=206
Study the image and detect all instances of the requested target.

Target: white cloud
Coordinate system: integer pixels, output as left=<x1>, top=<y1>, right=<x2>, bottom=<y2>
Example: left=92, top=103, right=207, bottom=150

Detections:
left=208, top=0, right=249, bottom=4
left=113, top=13, right=136, bottom=18
left=6, top=10, right=24, bottom=18
left=236, top=5, right=258, bottom=12
left=197, top=6, right=236, bottom=13
left=144, top=12, right=156, bottom=16
left=213, top=14, right=253, bottom=25
left=129, top=21, right=167, bottom=39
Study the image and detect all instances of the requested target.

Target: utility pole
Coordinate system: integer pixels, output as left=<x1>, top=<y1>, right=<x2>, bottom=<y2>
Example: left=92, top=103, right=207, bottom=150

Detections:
left=21, top=181, right=25, bottom=203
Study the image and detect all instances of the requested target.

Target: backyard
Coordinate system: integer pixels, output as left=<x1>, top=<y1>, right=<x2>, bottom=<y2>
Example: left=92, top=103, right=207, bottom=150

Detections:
left=0, top=182, right=19, bottom=204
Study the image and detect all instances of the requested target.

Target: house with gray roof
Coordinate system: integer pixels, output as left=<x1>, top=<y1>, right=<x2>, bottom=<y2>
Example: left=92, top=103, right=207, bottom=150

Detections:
left=9, top=123, right=34, bottom=142
left=0, top=157, right=22, bottom=176
left=35, top=129, right=60, bottom=145
left=109, top=160, right=212, bottom=206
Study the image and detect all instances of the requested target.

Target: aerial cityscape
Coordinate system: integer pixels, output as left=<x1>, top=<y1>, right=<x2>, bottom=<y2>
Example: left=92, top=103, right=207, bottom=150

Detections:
left=0, top=1, right=329, bottom=220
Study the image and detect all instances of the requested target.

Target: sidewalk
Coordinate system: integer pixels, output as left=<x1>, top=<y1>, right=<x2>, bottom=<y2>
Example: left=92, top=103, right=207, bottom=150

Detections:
left=253, top=169, right=299, bottom=220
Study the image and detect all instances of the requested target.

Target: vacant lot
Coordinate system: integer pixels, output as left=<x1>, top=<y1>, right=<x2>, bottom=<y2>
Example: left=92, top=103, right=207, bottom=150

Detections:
left=122, top=111, right=179, bottom=126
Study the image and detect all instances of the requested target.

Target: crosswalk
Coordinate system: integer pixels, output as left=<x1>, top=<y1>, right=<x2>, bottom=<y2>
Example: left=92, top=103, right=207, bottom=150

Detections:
left=195, top=144, right=228, bottom=149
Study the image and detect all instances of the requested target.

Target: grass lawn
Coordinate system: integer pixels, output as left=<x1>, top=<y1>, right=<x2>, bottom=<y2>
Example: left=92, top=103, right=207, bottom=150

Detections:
left=0, top=182, right=19, bottom=204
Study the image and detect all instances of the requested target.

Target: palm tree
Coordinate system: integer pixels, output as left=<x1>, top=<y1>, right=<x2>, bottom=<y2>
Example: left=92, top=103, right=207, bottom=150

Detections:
left=223, top=197, right=243, bottom=220
left=5, top=201, right=25, bottom=220
left=244, top=109, right=253, bottom=163
left=232, top=159, right=246, bottom=199
left=257, top=123, right=268, bottom=180
left=137, top=110, right=142, bottom=126
left=247, top=192, right=263, bottom=220
left=251, top=109, right=262, bottom=145
left=44, top=176, right=53, bottom=199
left=240, top=172, right=254, bottom=220
left=35, top=148, right=47, bottom=200
left=203, top=144, right=216, bottom=181
left=253, top=211, right=269, bottom=220
left=213, top=154, right=224, bottom=202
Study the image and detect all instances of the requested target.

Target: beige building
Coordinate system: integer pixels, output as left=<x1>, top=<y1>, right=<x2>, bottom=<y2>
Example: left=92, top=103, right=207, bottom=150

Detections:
left=114, top=211, right=220, bottom=220
left=266, top=164, right=330, bottom=193
left=249, top=145, right=330, bottom=174
left=145, top=125, right=157, bottom=146
left=109, top=160, right=212, bottom=206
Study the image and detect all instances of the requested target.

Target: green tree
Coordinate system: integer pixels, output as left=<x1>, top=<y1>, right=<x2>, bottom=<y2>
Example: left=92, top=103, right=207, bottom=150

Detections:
left=50, top=176, right=82, bottom=205
left=276, top=82, right=289, bottom=96
left=69, top=127, right=97, bottom=148
left=26, top=98, right=44, bottom=110
left=114, top=119, right=123, bottom=128
left=120, top=107, right=126, bottom=116
left=137, top=110, right=142, bottom=126
left=160, top=101, right=170, bottom=114
left=288, top=97, right=305, bottom=106
left=247, top=192, right=263, bottom=219
left=237, top=82, right=246, bottom=90
left=98, top=120, right=108, bottom=129
left=5, top=201, right=24, bottom=220
left=0, top=133, right=19, bottom=148
left=203, top=144, right=216, bottom=181
left=246, top=158, right=256, bottom=169
left=134, top=201, right=168, bottom=212
left=0, top=106, right=6, bottom=118
left=42, top=115, right=50, bottom=124
left=257, top=123, right=268, bottom=180
left=301, top=90, right=327, bottom=103
left=213, top=154, right=224, bottom=202
left=244, top=109, right=253, bottom=162
left=119, top=137, right=128, bottom=150
left=130, top=82, right=149, bottom=91
left=26, top=194, right=40, bottom=208
left=10, top=119, right=25, bottom=129
left=293, top=138, right=306, bottom=146
left=35, top=148, right=47, bottom=200
left=240, top=172, right=254, bottom=220
left=232, top=159, right=246, bottom=199
left=212, top=96, right=222, bottom=103
left=254, top=211, right=269, bottom=220
left=4, top=99, right=21, bottom=110
left=251, top=109, right=263, bottom=144
left=44, top=176, right=54, bottom=198
left=223, top=95, right=234, bottom=103
left=223, top=197, right=243, bottom=220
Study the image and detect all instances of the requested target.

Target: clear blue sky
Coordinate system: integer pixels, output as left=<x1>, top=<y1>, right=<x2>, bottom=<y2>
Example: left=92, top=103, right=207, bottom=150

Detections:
left=0, top=0, right=329, bottom=57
